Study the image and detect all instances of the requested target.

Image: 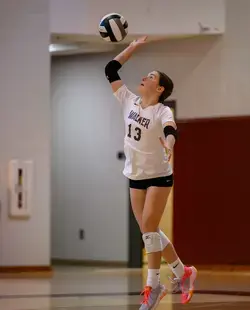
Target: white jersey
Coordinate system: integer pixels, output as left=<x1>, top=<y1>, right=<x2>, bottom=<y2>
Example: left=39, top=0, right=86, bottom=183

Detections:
left=114, top=84, right=175, bottom=180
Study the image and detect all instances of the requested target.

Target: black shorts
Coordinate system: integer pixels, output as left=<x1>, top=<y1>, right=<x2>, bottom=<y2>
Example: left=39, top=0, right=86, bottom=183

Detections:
left=129, top=174, right=174, bottom=190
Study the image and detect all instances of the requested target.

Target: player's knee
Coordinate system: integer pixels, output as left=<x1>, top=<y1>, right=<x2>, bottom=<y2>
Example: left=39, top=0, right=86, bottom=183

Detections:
left=142, top=232, right=162, bottom=253
left=158, top=229, right=171, bottom=249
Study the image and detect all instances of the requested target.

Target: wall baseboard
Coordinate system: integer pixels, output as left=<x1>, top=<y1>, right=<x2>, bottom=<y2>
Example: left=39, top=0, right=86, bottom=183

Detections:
left=52, top=258, right=127, bottom=268
left=193, top=265, right=250, bottom=272
left=0, top=266, right=53, bottom=278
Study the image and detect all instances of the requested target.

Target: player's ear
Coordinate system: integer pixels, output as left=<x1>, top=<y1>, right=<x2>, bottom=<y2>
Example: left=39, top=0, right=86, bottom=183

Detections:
left=157, top=85, right=164, bottom=94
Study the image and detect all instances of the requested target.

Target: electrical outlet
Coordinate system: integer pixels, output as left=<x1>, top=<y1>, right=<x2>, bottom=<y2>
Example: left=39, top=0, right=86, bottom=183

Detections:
left=79, top=229, right=85, bottom=240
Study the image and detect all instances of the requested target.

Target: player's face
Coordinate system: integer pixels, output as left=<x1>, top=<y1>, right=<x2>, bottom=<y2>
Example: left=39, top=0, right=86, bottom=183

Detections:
left=138, top=71, right=164, bottom=99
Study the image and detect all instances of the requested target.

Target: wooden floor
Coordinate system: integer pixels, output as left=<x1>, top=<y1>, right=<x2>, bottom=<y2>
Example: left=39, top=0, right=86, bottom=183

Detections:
left=1, top=265, right=250, bottom=310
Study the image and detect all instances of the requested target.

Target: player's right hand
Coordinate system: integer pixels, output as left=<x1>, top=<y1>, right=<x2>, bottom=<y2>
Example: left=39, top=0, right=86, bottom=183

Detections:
left=130, top=36, right=148, bottom=47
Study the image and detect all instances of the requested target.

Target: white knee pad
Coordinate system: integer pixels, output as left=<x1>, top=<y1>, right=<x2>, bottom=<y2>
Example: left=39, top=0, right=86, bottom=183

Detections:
left=143, top=232, right=162, bottom=254
left=158, top=230, right=171, bottom=249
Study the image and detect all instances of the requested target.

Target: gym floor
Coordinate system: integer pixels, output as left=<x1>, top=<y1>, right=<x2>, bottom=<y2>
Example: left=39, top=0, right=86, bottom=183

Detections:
left=1, top=265, right=250, bottom=310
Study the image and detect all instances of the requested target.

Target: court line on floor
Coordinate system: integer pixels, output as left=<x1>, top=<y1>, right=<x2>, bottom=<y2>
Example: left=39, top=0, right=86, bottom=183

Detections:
left=1, top=290, right=250, bottom=300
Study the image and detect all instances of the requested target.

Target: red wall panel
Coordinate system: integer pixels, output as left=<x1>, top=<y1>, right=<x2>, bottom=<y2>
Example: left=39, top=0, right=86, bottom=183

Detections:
left=173, top=117, right=250, bottom=265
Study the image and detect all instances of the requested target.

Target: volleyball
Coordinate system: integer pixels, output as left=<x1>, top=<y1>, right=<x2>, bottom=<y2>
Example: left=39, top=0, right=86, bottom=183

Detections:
left=99, top=13, right=128, bottom=42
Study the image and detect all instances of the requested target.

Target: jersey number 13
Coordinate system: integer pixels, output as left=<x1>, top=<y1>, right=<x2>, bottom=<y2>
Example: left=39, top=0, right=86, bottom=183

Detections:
left=128, top=124, right=142, bottom=141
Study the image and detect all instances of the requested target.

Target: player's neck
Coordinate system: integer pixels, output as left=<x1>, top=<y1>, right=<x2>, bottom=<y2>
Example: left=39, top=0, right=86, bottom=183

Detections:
left=140, top=95, right=159, bottom=108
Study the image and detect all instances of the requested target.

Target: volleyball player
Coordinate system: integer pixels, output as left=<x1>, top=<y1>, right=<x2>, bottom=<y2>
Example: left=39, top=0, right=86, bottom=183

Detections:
left=104, top=36, right=197, bottom=309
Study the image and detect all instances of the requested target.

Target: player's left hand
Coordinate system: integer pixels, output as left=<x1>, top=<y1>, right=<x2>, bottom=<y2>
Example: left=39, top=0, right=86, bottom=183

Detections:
left=159, top=137, right=172, bottom=162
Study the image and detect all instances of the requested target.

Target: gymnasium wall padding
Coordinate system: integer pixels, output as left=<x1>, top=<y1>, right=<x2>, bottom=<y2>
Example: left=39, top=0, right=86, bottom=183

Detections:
left=173, top=116, right=250, bottom=265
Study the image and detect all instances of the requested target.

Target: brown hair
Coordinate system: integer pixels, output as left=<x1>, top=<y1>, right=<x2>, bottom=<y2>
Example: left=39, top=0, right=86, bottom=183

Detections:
left=157, top=71, right=174, bottom=103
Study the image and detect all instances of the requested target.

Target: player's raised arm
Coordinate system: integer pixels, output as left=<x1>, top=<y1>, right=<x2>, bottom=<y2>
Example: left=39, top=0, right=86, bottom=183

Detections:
left=104, top=36, right=147, bottom=93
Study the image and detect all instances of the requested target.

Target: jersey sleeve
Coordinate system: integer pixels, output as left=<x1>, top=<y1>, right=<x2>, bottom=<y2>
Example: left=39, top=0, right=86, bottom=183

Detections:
left=160, top=106, right=175, bottom=127
left=113, top=84, right=137, bottom=105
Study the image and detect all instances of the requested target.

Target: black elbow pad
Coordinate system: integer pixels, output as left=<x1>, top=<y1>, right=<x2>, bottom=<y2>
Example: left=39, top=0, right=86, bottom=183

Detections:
left=164, top=125, right=178, bottom=140
left=105, top=60, right=122, bottom=83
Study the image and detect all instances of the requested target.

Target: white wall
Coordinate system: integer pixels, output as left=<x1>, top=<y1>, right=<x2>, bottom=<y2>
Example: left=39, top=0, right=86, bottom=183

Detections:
left=50, top=0, right=225, bottom=36
left=0, top=0, right=51, bottom=266
left=51, top=0, right=250, bottom=262
left=119, top=0, right=250, bottom=119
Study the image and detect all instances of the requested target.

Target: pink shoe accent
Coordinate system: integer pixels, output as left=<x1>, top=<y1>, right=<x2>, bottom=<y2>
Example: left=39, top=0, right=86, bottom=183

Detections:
left=181, top=266, right=197, bottom=304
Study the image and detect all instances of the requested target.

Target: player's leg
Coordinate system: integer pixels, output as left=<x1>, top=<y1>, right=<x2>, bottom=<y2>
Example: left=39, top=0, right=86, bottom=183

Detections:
left=130, top=179, right=197, bottom=305
left=142, top=186, right=170, bottom=283
left=163, top=242, right=197, bottom=304
left=129, top=184, right=179, bottom=271
left=139, top=186, right=170, bottom=309
left=129, top=187, right=147, bottom=231
left=154, top=183, right=197, bottom=304
left=153, top=179, right=197, bottom=304
left=160, top=230, right=185, bottom=278
left=141, top=181, right=197, bottom=306
left=129, top=181, right=186, bottom=282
